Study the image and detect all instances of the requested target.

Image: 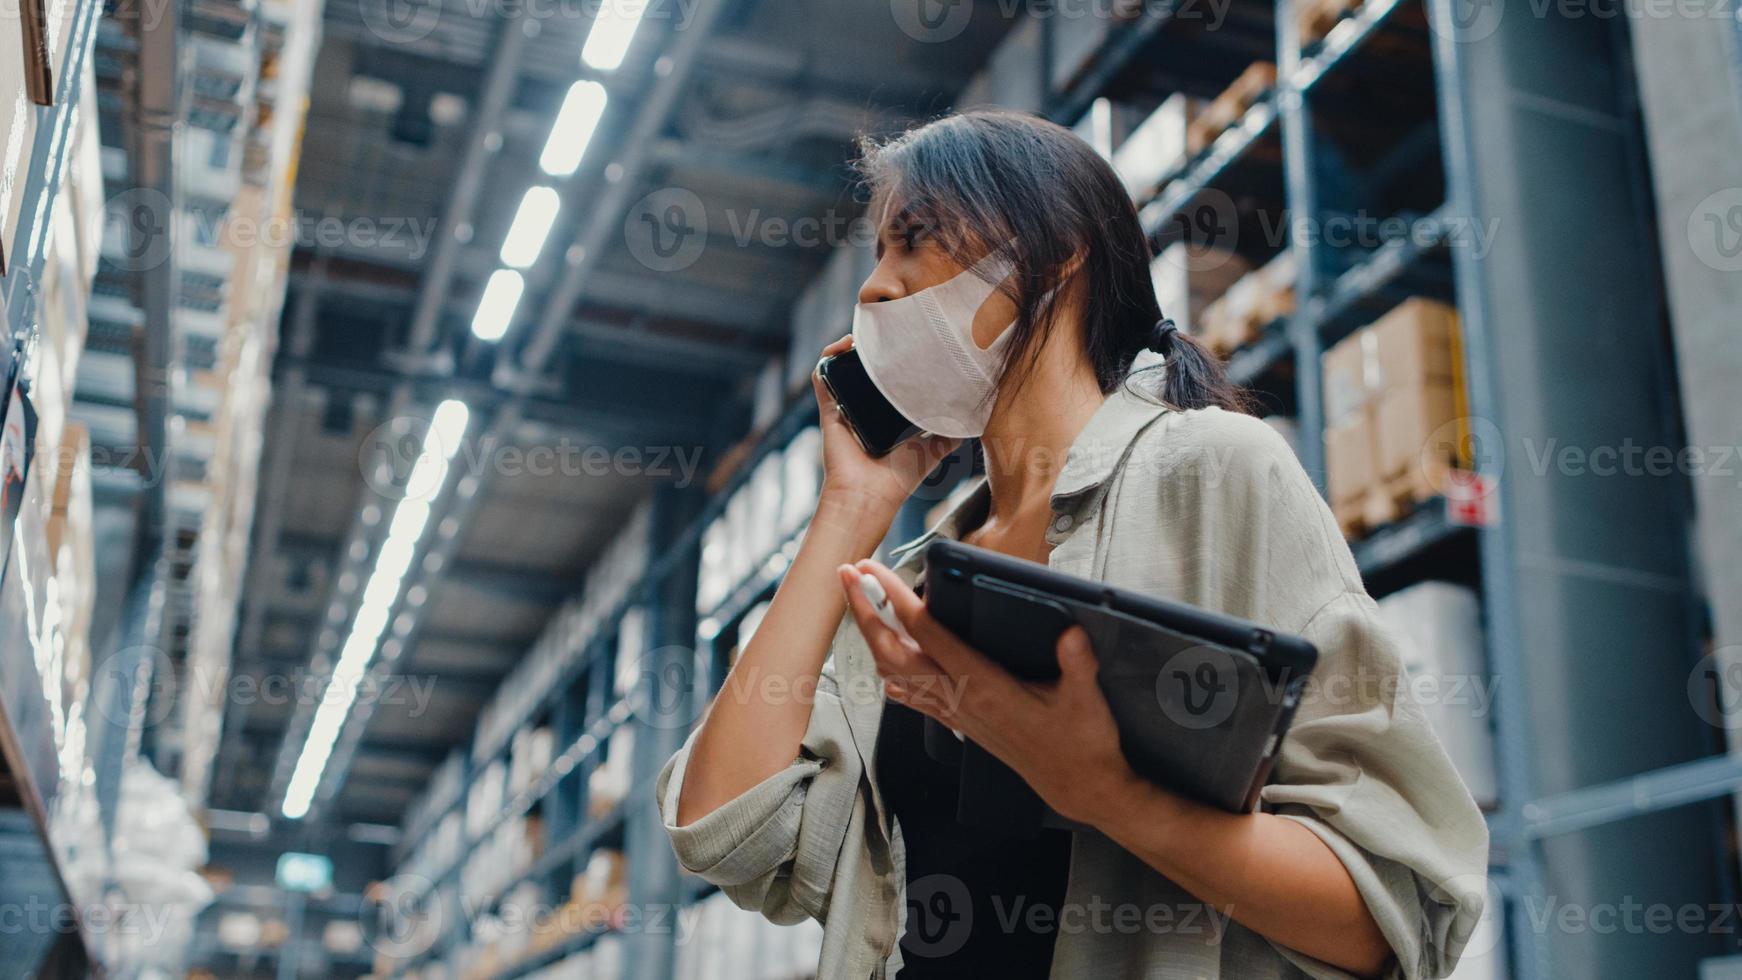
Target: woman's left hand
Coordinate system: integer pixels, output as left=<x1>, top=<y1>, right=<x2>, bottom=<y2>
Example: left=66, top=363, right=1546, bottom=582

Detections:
left=837, top=559, right=1140, bottom=826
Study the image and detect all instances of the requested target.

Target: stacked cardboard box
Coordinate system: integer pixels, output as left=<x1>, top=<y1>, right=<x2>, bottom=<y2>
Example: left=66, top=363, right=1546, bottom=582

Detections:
left=1112, top=94, right=1206, bottom=202
left=1297, top=0, right=1364, bottom=47
left=1376, top=581, right=1498, bottom=809
left=46, top=422, right=94, bottom=696
left=587, top=726, right=634, bottom=818
left=1322, top=298, right=1466, bottom=535
left=1186, top=63, right=1277, bottom=153
left=1150, top=243, right=1253, bottom=341
left=1197, top=250, right=1297, bottom=355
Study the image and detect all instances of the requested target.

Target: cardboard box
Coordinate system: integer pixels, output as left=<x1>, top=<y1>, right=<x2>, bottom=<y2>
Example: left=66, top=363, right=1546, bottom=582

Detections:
left=1370, top=298, right=1459, bottom=390
left=1113, top=94, right=1204, bottom=201
left=1321, top=329, right=1376, bottom=426
left=1324, top=411, right=1375, bottom=508
left=1298, top=0, right=1363, bottom=47
left=1322, top=297, right=1459, bottom=424
left=1373, top=381, right=1457, bottom=483
left=1187, top=62, right=1277, bottom=153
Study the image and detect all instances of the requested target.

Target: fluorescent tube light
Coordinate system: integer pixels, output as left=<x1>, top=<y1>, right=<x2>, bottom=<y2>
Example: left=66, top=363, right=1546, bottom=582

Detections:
left=281, top=400, right=470, bottom=819
left=539, top=81, right=608, bottom=177
left=501, top=186, right=561, bottom=268
left=582, top=0, right=648, bottom=71
left=471, top=269, right=524, bottom=341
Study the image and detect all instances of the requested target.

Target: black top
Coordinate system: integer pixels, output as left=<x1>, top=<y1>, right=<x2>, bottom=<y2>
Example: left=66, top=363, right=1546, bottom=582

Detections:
left=875, top=699, right=1073, bottom=978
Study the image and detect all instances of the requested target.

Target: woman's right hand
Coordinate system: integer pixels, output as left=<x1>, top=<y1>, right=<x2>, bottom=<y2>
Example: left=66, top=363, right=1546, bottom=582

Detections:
left=811, top=335, right=960, bottom=524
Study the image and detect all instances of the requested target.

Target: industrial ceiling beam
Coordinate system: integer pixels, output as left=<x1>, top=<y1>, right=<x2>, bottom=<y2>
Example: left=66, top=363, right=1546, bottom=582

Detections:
left=286, top=267, right=784, bottom=373
left=212, top=261, right=324, bottom=804
left=402, top=7, right=533, bottom=360
left=268, top=0, right=734, bottom=826
left=510, top=0, right=735, bottom=383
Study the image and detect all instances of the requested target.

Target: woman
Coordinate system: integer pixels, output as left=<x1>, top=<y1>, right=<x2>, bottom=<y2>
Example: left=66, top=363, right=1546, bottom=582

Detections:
left=658, top=110, right=1488, bottom=979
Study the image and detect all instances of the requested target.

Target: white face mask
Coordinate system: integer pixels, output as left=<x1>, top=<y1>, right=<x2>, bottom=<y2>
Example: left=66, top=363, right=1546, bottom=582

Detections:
left=850, top=251, right=1017, bottom=439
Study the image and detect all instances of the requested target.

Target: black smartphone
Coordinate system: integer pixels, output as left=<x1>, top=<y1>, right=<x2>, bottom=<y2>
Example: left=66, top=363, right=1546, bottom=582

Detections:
left=815, top=347, right=922, bottom=458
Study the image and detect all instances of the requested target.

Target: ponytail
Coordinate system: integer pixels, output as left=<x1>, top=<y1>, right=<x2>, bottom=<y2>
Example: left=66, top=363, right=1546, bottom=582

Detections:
left=1128, top=317, right=1251, bottom=413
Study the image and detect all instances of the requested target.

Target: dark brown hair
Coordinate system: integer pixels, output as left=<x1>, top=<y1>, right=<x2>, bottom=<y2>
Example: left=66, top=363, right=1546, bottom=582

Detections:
left=856, top=109, right=1247, bottom=413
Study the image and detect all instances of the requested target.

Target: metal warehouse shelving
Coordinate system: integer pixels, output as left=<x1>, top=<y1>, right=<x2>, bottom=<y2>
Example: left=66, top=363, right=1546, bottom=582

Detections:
left=384, top=4, right=1730, bottom=979
left=0, top=0, right=119, bottom=972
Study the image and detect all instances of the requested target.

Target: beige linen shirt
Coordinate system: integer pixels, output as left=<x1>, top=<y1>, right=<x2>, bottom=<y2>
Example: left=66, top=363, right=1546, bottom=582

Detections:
left=658, top=354, right=1489, bottom=979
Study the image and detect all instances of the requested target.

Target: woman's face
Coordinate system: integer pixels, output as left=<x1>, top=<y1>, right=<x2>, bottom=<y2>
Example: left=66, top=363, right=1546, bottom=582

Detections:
left=857, top=200, right=1021, bottom=351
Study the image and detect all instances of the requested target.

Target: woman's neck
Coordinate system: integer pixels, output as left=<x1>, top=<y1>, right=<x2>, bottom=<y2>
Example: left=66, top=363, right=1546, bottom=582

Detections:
left=971, top=337, right=1107, bottom=552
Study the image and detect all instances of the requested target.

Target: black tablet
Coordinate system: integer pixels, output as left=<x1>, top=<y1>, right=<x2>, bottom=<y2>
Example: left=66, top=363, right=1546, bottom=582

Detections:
left=921, top=538, right=1318, bottom=819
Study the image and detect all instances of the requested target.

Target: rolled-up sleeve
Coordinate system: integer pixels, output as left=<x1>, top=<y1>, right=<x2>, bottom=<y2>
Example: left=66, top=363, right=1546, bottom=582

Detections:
left=1142, top=412, right=1490, bottom=978
left=1258, top=591, right=1490, bottom=980
left=656, top=659, right=863, bottom=925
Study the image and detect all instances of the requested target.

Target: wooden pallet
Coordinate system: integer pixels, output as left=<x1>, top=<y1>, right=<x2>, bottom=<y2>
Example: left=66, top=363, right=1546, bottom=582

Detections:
left=1335, top=460, right=1447, bottom=539
left=1186, top=62, right=1278, bottom=154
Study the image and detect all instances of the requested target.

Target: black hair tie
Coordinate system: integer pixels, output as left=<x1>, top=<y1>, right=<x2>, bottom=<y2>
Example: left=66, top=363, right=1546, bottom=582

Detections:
left=1150, top=318, right=1180, bottom=356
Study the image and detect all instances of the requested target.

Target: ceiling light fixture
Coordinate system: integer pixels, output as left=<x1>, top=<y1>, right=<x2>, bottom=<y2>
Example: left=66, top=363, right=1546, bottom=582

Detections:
left=500, top=186, right=561, bottom=268
left=539, top=81, right=608, bottom=177
left=470, top=269, right=525, bottom=341
left=581, top=0, right=649, bottom=71
left=281, top=400, right=471, bottom=820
